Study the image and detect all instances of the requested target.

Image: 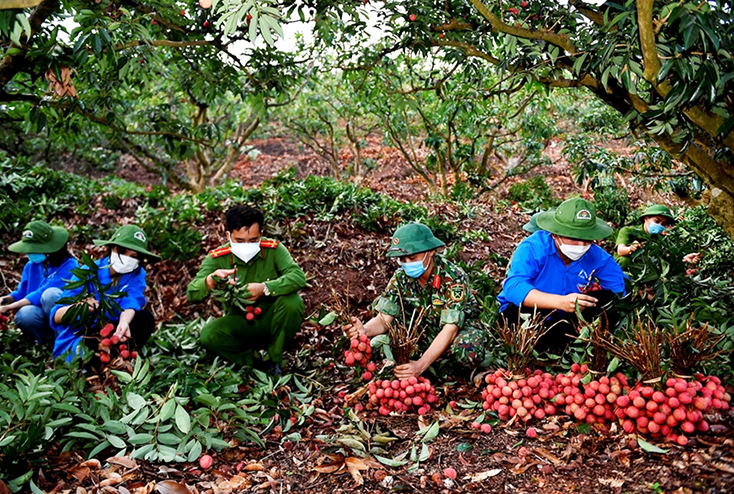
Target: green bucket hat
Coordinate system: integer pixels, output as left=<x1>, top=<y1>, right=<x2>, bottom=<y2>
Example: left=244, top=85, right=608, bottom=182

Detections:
left=93, top=225, right=161, bottom=262
left=523, top=210, right=555, bottom=234
left=386, top=223, right=445, bottom=258
left=641, top=204, right=676, bottom=222
left=536, top=198, right=613, bottom=241
left=8, top=221, right=69, bottom=254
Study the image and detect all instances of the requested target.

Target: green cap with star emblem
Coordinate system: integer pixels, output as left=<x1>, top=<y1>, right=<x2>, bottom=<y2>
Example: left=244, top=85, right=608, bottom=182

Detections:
left=386, top=223, right=445, bottom=257
left=93, top=225, right=160, bottom=261
left=8, top=221, right=69, bottom=254
left=536, top=197, right=613, bottom=241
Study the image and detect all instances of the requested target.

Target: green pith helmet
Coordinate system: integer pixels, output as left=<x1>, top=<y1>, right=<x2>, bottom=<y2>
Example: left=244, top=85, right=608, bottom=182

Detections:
left=641, top=204, right=676, bottom=222
left=385, top=223, right=445, bottom=258
left=536, top=197, right=613, bottom=241
left=93, top=225, right=161, bottom=261
left=8, top=221, right=69, bottom=254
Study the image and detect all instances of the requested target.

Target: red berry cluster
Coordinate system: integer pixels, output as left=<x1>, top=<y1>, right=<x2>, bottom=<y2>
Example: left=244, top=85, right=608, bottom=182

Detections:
left=0, top=314, right=9, bottom=331
left=615, top=375, right=730, bottom=446
left=99, top=323, right=137, bottom=363
left=244, top=305, right=263, bottom=321
left=553, top=365, right=629, bottom=429
left=368, top=376, right=438, bottom=415
left=481, top=368, right=560, bottom=423
left=344, top=334, right=376, bottom=381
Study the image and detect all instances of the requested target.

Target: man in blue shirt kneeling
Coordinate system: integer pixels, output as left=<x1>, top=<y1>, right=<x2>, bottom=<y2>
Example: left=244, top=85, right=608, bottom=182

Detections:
left=497, top=197, right=626, bottom=354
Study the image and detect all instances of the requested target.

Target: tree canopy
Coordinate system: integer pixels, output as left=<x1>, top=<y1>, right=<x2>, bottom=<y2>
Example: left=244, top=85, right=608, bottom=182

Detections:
left=2, top=0, right=733, bottom=235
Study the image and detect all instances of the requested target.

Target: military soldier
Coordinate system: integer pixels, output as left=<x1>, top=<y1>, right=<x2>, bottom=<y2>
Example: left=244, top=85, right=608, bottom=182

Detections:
left=187, top=206, right=306, bottom=371
left=615, top=204, right=701, bottom=270
left=345, top=223, right=487, bottom=379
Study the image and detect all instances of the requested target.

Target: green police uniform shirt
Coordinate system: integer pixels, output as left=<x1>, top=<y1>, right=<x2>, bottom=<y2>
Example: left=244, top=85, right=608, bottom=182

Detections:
left=614, top=226, right=649, bottom=270
left=187, top=239, right=306, bottom=310
left=373, top=254, right=479, bottom=343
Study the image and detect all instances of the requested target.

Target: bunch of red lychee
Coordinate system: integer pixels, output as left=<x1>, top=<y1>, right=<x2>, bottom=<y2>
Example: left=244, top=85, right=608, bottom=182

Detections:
left=367, top=376, right=438, bottom=416
left=615, top=375, right=730, bottom=446
left=553, top=365, right=629, bottom=430
left=481, top=368, right=560, bottom=423
left=243, top=305, right=262, bottom=321
left=0, top=314, right=9, bottom=331
left=99, top=323, right=137, bottom=363
left=344, top=334, right=376, bottom=381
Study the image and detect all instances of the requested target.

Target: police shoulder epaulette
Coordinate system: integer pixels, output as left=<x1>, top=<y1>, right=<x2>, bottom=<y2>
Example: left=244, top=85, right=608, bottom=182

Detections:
left=260, top=239, right=279, bottom=249
left=210, top=246, right=232, bottom=258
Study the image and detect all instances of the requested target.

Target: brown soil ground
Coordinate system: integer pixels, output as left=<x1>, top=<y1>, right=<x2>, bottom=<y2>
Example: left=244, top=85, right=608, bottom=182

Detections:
left=3, top=135, right=730, bottom=494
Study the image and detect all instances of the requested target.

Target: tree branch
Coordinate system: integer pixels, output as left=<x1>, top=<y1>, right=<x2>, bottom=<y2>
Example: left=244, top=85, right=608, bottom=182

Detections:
left=469, top=0, right=578, bottom=54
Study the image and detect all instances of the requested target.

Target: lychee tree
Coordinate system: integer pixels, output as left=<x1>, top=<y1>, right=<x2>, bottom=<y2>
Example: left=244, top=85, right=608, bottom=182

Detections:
left=0, top=0, right=309, bottom=191
left=318, top=0, right=734, bottom=240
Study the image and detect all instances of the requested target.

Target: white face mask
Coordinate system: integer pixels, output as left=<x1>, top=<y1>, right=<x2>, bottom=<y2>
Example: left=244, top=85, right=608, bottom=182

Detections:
left=557, top=238, right=591, bottom=261
left=111, top=252, right=139, bottom=274
left=229, top=236, right=261, bottom=263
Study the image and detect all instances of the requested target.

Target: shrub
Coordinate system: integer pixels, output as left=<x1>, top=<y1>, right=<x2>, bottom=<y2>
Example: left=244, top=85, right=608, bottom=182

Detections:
left=506, top=175, right=557, bottom=212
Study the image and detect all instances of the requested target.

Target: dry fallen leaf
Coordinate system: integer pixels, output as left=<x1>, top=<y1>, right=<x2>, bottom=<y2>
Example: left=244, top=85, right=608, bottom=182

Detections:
left=156, top=480, right=192, bottom=494
left=243, top=463, right=265, bottom=472
left=463, top=469, right=501, bottom=482
left=344, top=457, right=369, bottom=486
left=532, top=447, right=564, bottom=466
left=108, top=457, right=137, bottom=469
left=598, top=478, right=625, bottom=488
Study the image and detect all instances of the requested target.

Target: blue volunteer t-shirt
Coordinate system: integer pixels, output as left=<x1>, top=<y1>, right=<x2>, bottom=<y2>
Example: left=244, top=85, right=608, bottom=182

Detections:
left=10, top=257, right=79, bottom=306
left=497, top=231, right=626, bottom=312
left=50, top=257, right=147, bottom=359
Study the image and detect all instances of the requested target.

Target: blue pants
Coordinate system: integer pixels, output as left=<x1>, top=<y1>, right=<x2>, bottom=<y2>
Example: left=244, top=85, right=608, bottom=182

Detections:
left=14, top=287, right=62, bottom=343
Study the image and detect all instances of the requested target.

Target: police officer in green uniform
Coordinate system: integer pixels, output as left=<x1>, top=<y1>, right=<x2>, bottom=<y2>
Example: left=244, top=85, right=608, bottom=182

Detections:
left=187, top=206, right=306, bottom=370
left=345, top=223, right=487, bottom=378
left=615, top=204, right=701, bottom=270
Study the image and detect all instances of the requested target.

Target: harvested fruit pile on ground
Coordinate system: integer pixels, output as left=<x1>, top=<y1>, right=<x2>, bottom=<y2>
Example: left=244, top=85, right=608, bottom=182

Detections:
left=553, top=365, right=630, bottom=430
left=368, top=376, right=438, bottom=415
left=615, top=374, right=731, bottom=445
left=481, top=368, right=560, bottom=423
left=344, top=334, right=376, bottom=381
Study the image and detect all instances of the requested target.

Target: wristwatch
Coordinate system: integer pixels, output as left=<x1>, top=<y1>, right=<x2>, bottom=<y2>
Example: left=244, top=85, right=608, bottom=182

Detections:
left=262, top=283, right=270, bottom=296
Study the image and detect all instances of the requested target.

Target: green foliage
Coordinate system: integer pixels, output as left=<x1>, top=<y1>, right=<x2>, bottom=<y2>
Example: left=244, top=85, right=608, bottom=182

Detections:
left=0, top=156, right=101, bottom=234
left=506, top=175, right=557, bottom=212
left=617, top=206, right=734, bottom=374
left=57, top=252, right=126, bottom=333
left=0, top=319, right=314, bottom=482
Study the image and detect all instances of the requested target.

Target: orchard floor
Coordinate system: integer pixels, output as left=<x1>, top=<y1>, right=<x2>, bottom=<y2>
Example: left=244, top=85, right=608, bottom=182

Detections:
left=5, top=135, right=734, bottom=494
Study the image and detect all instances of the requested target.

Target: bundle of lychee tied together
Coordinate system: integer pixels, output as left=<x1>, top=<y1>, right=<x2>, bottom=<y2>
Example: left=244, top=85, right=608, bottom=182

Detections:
left=614, top=374, right=731, bottom=446
left=343, top=333, right=377, bottom=381
left=99, top=323, right=138, bottom=363
left=243, top=305, right=263, bottom=321
left=367, top=376, right=438, bottom=416
left=552, top=365, right=630, bottom=430
left=481, top=368, right=560, bottom=423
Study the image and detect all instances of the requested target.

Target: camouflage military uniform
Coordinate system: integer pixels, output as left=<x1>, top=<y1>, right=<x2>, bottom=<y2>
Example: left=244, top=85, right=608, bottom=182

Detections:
left=373, top=253, right=487, bottom=374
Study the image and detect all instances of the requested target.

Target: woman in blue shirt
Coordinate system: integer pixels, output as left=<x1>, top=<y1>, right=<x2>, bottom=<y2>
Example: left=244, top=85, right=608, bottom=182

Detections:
left=50, top=225, right=160, bottom=359
left=1, top=221, right=78, bottom=343
left=497, top=198, right=626, bottom=354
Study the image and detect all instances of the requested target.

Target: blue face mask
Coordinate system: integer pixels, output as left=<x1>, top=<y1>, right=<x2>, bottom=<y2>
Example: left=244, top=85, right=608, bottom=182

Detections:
left=401, top=253, right=429, bottom=278
left=647, top=223, right=666, bottom=235
left=27, top=253, right=46, bottom=264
